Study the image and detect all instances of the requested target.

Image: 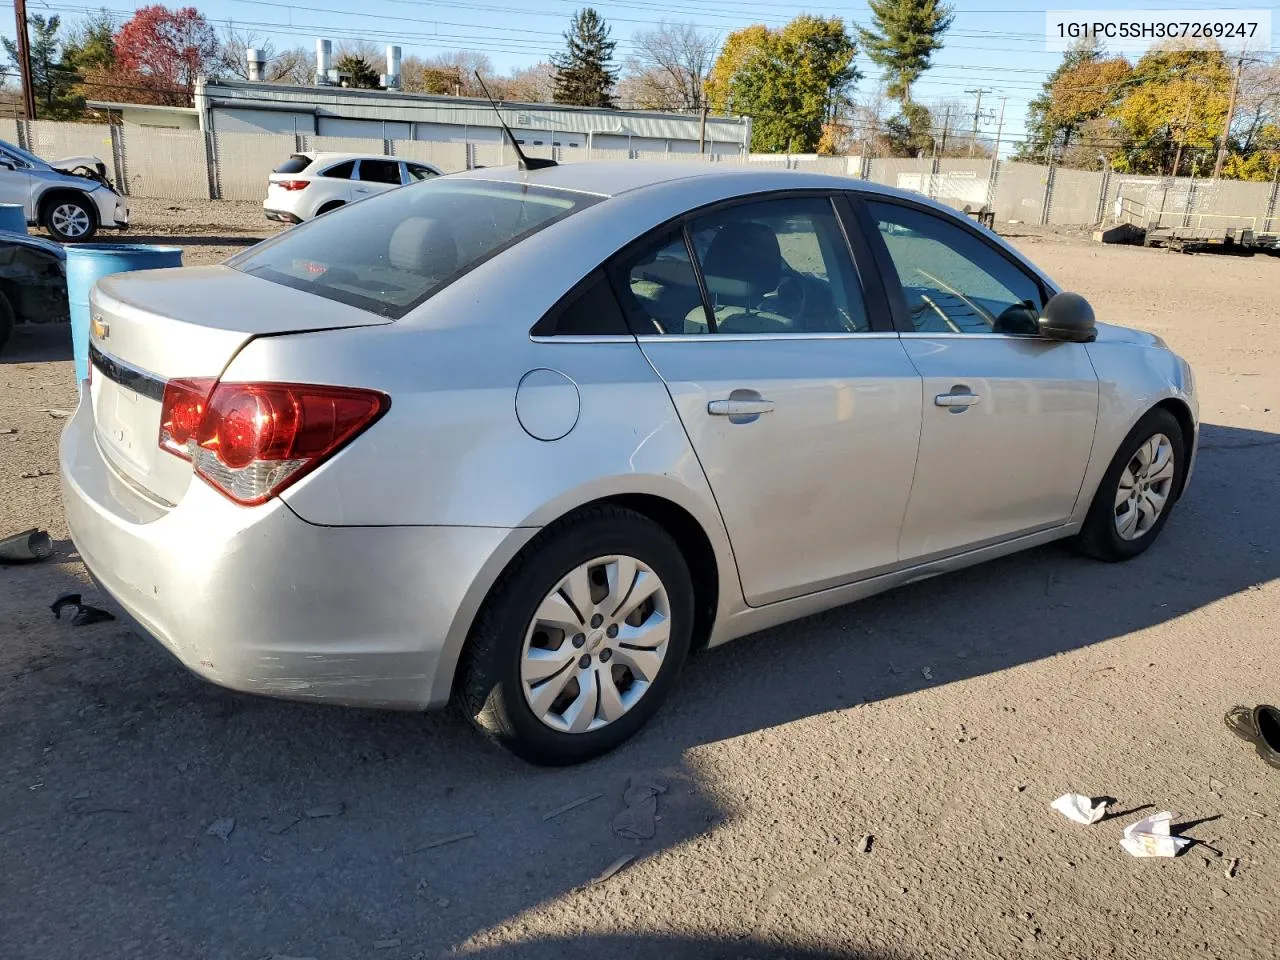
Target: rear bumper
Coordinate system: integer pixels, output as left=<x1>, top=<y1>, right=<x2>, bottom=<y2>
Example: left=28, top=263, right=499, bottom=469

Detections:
left=264, top=208, right=302, bottom=224
left=59, top=400, right=518, bottom=710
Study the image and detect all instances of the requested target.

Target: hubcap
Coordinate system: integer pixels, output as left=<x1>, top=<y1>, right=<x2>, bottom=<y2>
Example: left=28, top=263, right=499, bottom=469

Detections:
left=52, top=203, right=91, bottom=238
left=519, top=555, right=671, bottom=734
left=1114, top=432, right=1175, bottom=541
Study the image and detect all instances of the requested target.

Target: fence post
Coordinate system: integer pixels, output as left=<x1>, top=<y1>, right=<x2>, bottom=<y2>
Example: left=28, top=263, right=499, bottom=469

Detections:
left=205, top=130, right=221, bottom=201
left=928, top=156, right=940, bottom=200
left=109, top=123, right=129, bottom=196
left=1093, top=166, right=1111, bottom=224
left=984, top=158, right=999, bottom=212
left=1182, top=177, right=1196, bottom=229
left=1040, top=156, right=1056, bottom=225
left=1265, top=168, right=1280, bottom=234
left=16, top=118, right=30, bottom=152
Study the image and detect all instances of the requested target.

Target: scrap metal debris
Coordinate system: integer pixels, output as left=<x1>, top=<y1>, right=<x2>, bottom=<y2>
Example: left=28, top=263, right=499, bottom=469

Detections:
left=49, top=593, right=115, bottom=626
left=612, top=776, right=667, bottom=840
left=542, top=792, right=603, bottom=822
left=0, top=528, right=51, bottom=563
left=590, top=854, right=635, bottom=885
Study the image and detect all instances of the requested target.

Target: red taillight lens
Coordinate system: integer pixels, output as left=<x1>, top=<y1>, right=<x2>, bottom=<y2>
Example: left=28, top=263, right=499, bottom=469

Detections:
left=172, top=382, right=388, bottom=505
left=277, top=179, right=310, bottom=191
left=159, top=377, right=216, bottom=459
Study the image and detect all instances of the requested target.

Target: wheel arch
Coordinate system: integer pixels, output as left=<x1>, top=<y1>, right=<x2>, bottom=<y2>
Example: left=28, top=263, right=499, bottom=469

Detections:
left=437, top=490, right=728, bottom=708
left=36, top=185, right=96, bottom=220
left=1152, top=396, right=1195, bottom=499
left=315, top=199, right=346, bottom=216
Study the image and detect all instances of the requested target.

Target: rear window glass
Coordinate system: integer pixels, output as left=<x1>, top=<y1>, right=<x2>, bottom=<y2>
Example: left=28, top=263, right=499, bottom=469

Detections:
left=272, top=155, right=311, bottom=174
left=230, top=179, right=599, bottom=319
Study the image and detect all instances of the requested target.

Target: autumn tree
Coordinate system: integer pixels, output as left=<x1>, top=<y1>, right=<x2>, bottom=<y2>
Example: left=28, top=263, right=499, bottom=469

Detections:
left=2, top=14, right=81, bottom=117
left=858, top=0, right=953, bottom=104
left=493, top=62, right=557, bottom=102
left=1020, top=38, right=1131, bottom=161
left=705, top=25, right=770, bottom=113
left=618, top=22, right=716, bottom=111
left=113, top=5, right=219, bottom=105
left=713, top=16, right=859, bottom=152
left=552, top=9, right=617, bottom=107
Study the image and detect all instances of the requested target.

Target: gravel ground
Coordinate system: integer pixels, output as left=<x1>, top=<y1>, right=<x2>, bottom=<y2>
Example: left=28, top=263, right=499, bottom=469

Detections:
left=1, top=202, right=1277, bottom=960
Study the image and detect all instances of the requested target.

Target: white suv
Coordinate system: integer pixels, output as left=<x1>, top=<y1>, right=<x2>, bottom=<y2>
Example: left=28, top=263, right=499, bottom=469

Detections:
left=0, top=139, right=130, bottom=242
left=263, top=152, right=442, bottom=224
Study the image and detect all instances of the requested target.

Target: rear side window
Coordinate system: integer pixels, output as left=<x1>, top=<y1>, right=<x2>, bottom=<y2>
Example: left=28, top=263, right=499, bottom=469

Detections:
left=406, top=163, right=438, bottom=182
left=532, top=270, right=630, bottom=336
left=321, top=160, right=356, bottom=180
left=230, top=180, right=599, bottom=319
left=358, top=159, right=402, bottom=184
left=272, top=155, right=311, bottom=174
left=608, top=231, right=707, bottom=335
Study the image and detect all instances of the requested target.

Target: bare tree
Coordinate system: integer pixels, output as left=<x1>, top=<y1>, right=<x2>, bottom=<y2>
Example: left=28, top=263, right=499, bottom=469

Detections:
left=219, top=27, right=309, bottom=82
left=493, top=62, right=556, bottom=103
left=619, top=22, right=717, bottom=111
left=1235, top=57, right=1280, bottom=152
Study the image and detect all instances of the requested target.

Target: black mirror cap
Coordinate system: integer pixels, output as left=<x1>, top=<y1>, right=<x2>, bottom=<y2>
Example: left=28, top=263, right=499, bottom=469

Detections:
left=1039, top=291, right=1097, bottom=343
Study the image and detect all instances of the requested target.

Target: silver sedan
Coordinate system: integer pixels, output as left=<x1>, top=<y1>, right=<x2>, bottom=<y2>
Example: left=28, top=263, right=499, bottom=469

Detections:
left=61, top=163, right=1197, bottom=764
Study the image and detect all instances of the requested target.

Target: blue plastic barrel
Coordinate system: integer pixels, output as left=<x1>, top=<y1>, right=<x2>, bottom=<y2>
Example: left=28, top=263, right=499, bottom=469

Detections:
left=65, top=244, right=183, bottom=388
left=0, top=203, right=26, bottom=233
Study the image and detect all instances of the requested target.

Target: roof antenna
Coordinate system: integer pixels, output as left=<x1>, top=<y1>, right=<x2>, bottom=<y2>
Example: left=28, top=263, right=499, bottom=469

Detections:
left=473, top=71, right=557, bottom=171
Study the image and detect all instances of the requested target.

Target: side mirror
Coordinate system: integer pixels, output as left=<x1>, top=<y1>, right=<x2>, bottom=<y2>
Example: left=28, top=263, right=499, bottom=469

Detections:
left=1038, top=291, right=1097, bottom=343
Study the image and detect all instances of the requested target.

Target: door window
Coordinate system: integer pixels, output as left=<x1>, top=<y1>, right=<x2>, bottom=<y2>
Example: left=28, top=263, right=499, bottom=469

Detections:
left=320, top=160, right=356, bottom=179
left=357, top=159, right=403, bottom=185
left=866, top=200, right=1045, bottom=335
left=405, top=163, right=437, bottom=182
left=687, top=197, right=869, bottom=334
left=608, top=230, right=708, bottom=335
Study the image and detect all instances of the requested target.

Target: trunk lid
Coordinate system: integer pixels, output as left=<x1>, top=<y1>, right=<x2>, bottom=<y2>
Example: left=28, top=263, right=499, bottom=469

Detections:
left=88, top=264, right=389, bottom=506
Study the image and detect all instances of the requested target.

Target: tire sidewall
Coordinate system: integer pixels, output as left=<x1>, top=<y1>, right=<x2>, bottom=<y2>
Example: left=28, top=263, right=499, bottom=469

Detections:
left=1087, top=409, right=1186, bottom=560
left=43, top=195, right=98, bottom=243
left=475, top=513, right=695, bottom=765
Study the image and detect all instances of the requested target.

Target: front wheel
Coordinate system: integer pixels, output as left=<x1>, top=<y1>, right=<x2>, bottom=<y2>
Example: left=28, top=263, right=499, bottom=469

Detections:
left=1076, top=408, right=1186, bottom=561
left=460, top=507, right=695, bottom=765
left=43, top=195, right=98, bottom=242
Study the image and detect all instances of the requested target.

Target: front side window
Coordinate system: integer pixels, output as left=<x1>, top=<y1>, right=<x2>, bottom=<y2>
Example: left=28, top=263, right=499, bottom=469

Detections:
left=358, top=159, right=402, bottom=185
left=687, top=197, right=869, bottom=334
left=231, top=180, right=597, bottom=318
left=866, top=200, right=1044, bottom=335
left=321, top=160, right=355, bottom=180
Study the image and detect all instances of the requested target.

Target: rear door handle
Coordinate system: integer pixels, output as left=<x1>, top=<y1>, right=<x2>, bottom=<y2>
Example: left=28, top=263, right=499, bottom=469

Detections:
left=708, top=398, right=775, bottom=417
left=934, top=392, right=981, bottom=408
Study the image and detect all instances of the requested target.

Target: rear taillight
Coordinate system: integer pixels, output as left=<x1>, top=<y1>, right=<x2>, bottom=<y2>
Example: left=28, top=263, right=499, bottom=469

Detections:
left=276, top=179, right=310, bottom=191
left=159, top=377, right=216, bottom=459
left=159, top=380, right=388, bottom=505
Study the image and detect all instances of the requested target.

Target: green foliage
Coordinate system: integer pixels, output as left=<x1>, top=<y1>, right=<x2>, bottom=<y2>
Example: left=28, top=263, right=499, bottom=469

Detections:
left=858, top=0, right=953, bottom=103
left=882, top=100, right=934, bottom=156
left=334, top=53, right=381, bottom=90
left=716, top=16, right=858, bottom=153
left=63, top=10, right=116, bottom=73
left=2, top=14, right=82, bottom=118
left=551, top=8, right=618, bottom=107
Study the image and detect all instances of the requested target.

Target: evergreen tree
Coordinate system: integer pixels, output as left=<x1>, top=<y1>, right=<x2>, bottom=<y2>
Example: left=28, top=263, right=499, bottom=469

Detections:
left=63, top=10, right=116, bottom=73
left=334, top=53, right=381, bottom=89
left=552, top=8, right=618, bottom=107
left=3, top=14, right=81, bottom=118
left=1018, top=37, right=1103, bottom=159
left=858, top=0, right=953, bottom=104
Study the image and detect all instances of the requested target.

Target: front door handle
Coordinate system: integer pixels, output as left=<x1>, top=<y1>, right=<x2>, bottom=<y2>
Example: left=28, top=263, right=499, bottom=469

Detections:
left=708, top=398, right=775, bottom=417
left=934, top=392, right=981, bottom=408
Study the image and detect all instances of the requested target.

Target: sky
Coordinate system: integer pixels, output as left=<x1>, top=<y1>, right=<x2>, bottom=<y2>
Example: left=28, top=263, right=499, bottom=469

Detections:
left=4, top=0, right=1278, bottom=152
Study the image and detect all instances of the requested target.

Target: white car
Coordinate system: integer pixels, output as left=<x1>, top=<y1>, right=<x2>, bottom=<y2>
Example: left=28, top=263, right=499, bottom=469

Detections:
left=0, top=139, right=130, bottom=242
left=263, top=152, right=442, bottom=224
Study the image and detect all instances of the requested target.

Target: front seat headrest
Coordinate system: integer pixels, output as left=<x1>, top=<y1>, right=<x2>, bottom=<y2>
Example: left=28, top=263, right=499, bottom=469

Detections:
left=700, top=221, right=782, bottom=304
left=388, top=217, right=458, bottom=276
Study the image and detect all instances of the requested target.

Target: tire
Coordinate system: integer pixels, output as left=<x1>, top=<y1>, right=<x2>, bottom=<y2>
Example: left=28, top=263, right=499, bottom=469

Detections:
left=1076, top=407, right=1186, bottom=562
left=0, top=290, right=13, bottom=355
left=41, top=193, right=99, bottom=242
left=315, top=200, right=345, bottom=217
left=460, top=506, right=695, bottom=765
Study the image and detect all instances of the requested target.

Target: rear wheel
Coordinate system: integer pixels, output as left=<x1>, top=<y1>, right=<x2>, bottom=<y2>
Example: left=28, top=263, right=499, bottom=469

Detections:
left=1076, top=408, right=1185, bottom=561
left=460, top=506, right=694, bottom=765
left=42, top=193, right=98, bottom=242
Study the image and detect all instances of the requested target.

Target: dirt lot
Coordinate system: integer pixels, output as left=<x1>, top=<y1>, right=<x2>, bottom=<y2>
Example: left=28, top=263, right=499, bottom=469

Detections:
left=1, top=201, right=1277, bottom=960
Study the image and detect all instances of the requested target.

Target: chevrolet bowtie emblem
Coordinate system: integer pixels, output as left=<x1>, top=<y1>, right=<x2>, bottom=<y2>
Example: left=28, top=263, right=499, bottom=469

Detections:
left=91, top=314, right=109, bottom=339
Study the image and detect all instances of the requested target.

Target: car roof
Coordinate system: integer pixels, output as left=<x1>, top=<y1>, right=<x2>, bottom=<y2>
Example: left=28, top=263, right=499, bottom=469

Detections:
left=304, top=152, right=400, bottom=165
left=451, top=160, right=942, bottom=206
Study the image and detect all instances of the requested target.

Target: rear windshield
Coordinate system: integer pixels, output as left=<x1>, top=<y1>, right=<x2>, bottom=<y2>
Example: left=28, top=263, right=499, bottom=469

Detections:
left=272, top=155, right=311, bottom=174
left=230, top=179, right=598, bottom=318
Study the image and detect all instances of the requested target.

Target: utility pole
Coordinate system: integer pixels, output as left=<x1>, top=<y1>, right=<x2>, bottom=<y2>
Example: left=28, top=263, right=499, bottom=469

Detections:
left=1171, top=95, right=1193, bottom=177
left=990, top=96, right=1007, bottom=162
left=698, top=101, right=708, bottom=155
left=965, top=87, right=990, bottom=158
left=938, top=105, right=950, bottom=156
left=13, top=0, right=38, bottom=121
left=1213, top=56, right=1247, bottom=180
